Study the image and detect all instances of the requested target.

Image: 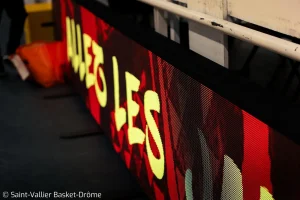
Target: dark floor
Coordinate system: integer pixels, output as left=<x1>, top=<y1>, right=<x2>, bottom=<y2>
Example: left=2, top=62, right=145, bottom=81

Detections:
left=0, top=67, right=149, bottom=199
left=0, top=67, right=149, bottom=200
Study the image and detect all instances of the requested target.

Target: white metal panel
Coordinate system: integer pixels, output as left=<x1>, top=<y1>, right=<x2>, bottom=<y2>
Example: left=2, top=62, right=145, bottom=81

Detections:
left=154, top=0, right=169, bottom=38
left=228, top=0, right=300, bottom=38
left=189, top=22, right=228, bottom=67
left=169, top=13, right=180, bottom=43
left=187, top=0, right=228, bottom=68
left=154, top=9, right=168, bottom=37
left=174, top=0, right=187, bottom=3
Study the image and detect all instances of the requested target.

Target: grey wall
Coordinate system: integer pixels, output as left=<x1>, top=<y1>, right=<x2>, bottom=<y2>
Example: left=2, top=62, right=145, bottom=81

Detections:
left=97, top=0, right=109, bottom=6
left=24, top=0, right=51, bottom=3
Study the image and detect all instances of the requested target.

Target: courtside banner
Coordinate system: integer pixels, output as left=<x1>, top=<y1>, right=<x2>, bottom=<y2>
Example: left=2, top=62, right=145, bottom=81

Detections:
left=53, top=0, right=300, bottom=199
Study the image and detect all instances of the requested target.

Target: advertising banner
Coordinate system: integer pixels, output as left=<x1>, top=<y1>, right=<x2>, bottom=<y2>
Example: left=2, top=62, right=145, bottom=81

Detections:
left=53, top=0, right=300, bottom=199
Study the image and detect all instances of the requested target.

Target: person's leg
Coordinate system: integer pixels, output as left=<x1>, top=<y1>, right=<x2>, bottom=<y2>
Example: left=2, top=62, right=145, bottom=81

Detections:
left=0, top=3, right=6, bottom=77
left=4, top=0, right=27, bottom=55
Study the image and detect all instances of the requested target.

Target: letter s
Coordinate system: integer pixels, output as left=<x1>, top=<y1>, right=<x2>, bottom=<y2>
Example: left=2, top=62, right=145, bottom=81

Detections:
left=144, top=90, right=165, bottom=180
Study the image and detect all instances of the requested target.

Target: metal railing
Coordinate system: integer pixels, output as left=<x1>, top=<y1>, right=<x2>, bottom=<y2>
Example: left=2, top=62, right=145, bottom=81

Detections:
left=138, top=0, right=300, bottom=62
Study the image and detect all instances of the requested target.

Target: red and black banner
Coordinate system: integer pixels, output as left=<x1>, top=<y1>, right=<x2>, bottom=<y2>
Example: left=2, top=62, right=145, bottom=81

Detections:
left=53, top=0, right=300, bottom=199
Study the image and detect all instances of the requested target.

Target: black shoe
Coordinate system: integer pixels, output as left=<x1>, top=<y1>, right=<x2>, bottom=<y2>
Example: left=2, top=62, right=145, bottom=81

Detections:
left=3, top=55, right=10, bottom=60
left=3, top=55, right=13, bottom=67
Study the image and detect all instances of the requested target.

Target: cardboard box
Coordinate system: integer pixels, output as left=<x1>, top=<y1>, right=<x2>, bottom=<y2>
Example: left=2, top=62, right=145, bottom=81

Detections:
left=24, top=2, right=54, bottom=44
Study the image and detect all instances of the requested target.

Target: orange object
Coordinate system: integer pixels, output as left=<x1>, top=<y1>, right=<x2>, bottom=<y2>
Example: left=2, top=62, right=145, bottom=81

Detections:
left=44, top=41, right=65, bottom=83
left=16, top=42, right=65, bottom=88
